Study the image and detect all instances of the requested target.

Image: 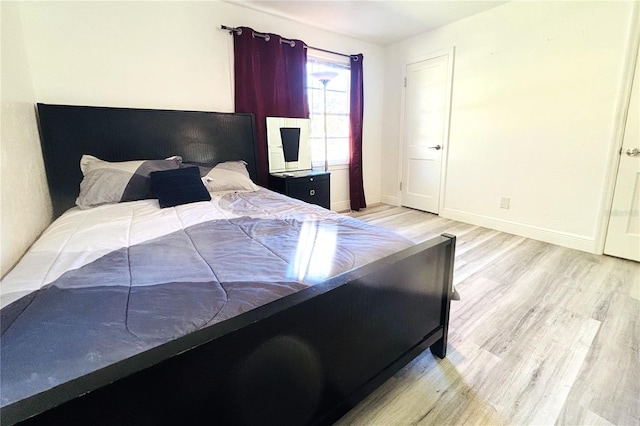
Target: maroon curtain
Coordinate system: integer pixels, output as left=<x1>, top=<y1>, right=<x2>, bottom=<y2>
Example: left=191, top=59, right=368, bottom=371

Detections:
left=233, top=27, right=309, bottom=186
left=349, top=54, right=366, bottom=211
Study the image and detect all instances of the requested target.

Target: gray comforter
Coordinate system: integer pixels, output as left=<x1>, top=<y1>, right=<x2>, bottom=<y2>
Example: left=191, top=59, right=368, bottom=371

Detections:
left=0, top=189, right=412, bottom=407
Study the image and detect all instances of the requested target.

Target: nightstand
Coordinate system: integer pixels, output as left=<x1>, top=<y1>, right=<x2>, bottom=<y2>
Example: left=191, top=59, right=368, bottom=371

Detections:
left=268, top=170, right=330, bottom=209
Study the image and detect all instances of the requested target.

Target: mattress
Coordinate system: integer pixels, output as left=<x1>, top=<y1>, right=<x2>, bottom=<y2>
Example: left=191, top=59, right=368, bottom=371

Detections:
left=0, top=189, right=412, bottom=407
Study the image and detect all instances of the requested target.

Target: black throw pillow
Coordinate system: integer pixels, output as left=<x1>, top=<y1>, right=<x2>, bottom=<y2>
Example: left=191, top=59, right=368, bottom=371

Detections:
left=150, top=166, right=211, bottom=208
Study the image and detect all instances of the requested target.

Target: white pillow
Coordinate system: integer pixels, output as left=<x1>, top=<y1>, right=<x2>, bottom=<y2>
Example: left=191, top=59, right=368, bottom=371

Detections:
left=202, top=161, right=259, bottom=193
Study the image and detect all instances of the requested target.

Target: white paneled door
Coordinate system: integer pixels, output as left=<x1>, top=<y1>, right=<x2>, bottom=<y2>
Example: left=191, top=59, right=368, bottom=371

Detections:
left=400, top=50, right=453, bottom=214
left=605, top=49, right=640, bottom=262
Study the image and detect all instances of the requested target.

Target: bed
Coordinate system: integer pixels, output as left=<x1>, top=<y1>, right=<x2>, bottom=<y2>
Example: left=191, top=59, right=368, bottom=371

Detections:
left=0, top=104, right=455, bottom=425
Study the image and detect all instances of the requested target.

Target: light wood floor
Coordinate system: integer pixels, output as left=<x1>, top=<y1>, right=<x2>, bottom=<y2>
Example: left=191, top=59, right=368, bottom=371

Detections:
left=337, top=205, right=640, bottom=426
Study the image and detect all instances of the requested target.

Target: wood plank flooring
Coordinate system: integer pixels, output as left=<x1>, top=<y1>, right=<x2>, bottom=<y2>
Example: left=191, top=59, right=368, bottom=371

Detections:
left=337, top=205, right=639, bottom=426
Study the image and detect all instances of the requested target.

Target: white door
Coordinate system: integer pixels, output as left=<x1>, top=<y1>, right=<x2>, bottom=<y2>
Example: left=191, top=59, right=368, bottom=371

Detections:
left=400, top=51, right=453, bottom=214
left=604, top=50, right=640, bottom=262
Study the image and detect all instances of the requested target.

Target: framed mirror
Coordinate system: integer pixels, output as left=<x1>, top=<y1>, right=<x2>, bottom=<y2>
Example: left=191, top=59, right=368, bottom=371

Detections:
left=266, top=117, right=312, bottom=173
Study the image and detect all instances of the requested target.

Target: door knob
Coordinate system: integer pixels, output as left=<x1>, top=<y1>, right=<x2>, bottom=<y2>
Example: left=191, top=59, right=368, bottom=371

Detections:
left=626, top=148, right=640, bottom=157
left=428, top=145, right=442, bottom=150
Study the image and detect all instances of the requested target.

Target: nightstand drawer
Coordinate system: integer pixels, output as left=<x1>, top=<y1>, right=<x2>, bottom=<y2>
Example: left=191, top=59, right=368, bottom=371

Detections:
left=288, top=177, right=329, bottom=206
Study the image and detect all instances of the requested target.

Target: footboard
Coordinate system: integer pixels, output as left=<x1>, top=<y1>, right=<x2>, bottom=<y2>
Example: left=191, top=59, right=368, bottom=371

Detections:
left=8, top=234, right=455, bottom=426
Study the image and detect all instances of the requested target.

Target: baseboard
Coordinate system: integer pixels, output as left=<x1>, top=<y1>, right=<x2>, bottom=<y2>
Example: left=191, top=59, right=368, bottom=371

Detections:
left=441, top=208, right=598, bottom=253
left=381, top=195, right=399, bottom=206
left=331, top=200, right=351, bottom=212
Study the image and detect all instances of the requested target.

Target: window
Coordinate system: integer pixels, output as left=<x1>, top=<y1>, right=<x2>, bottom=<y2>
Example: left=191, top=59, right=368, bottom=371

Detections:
left=306, top=57, right=350, bottom=167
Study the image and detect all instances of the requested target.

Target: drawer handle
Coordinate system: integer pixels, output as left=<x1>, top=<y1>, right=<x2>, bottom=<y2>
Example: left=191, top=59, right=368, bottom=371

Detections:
left=309, top=189, right=316, bottom=196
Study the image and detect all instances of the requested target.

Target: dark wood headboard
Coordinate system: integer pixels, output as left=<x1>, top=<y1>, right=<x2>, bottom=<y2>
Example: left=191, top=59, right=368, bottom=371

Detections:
left=36, top=104, right=258, bottom=218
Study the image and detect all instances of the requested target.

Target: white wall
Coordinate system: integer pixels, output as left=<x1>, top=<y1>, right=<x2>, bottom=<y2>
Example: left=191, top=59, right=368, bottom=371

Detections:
left=381, top=1, right=638, bottom=252
left=7, top=0, right=632, bottom=273
left=0, top=2, right=53, bottom=277
left=15, top=1, right=386, bottom=212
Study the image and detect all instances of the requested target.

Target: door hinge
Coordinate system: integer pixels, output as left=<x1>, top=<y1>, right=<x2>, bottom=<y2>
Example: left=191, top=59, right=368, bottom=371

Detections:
left=404, top=77, right=407, bottom=88
left=400, top=181, right=403, bottom=191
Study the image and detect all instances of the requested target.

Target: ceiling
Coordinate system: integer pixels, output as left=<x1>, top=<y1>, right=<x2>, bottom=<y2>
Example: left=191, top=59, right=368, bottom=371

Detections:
left=226, top=1, right=508, bottom=46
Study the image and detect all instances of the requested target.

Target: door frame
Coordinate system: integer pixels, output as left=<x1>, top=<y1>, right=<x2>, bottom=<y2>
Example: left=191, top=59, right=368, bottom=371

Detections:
left=597, top=3, right=640, bottom=255
left=397, top=47, right=455, bottom=214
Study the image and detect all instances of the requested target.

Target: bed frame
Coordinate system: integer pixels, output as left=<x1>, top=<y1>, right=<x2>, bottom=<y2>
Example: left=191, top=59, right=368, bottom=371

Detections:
left=3, top=104, right=455, bottom=425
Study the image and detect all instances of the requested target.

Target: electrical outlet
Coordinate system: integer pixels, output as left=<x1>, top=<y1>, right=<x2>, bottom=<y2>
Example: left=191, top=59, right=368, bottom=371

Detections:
left=500, top=197, right=510, bottom=209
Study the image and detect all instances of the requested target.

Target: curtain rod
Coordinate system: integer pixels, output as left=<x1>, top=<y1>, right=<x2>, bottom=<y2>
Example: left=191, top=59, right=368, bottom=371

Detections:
left=221, top=25, right=358, bottom=61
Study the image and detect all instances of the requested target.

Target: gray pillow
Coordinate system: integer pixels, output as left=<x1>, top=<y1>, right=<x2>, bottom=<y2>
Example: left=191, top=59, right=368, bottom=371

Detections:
left=76, top=155, right=182, bottom=209
left=201, top=161, right=259, bottom=193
